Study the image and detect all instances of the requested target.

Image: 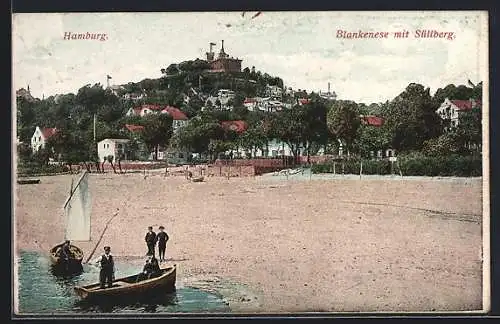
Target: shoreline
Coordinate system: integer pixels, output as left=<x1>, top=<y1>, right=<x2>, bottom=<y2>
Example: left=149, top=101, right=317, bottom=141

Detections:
left=14, top=173, right=484, bottom=313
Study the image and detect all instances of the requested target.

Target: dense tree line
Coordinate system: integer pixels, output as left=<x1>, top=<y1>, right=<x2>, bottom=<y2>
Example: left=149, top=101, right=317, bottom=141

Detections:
left=16, top=63, right=483, bottom=173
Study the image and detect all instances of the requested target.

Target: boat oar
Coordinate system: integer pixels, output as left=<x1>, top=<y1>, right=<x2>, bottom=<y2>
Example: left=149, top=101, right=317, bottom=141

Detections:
left=83, top=209, right=120, bottom=264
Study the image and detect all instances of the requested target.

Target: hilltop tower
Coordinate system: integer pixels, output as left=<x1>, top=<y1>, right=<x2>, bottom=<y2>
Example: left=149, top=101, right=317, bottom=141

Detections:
left=206, top=42, right=216, bottom=62
left=209, top=40, right=242, bottom=73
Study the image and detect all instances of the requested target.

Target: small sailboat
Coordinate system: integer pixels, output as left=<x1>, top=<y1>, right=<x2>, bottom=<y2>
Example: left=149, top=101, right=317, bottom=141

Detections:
left=49, top=171, right=92, bottom=275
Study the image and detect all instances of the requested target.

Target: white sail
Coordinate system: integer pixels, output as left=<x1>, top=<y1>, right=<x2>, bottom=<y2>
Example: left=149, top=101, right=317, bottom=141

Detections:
left=63, top=171, right=91, bottom=241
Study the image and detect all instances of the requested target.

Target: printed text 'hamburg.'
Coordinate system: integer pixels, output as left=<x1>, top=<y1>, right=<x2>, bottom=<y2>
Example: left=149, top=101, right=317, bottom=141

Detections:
left=63, top=32, right=108, bottom=41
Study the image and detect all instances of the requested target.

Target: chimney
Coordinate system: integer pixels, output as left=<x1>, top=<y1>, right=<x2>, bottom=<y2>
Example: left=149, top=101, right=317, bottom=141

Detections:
left=328, top=82, right=330, bottom=93
left=221, top=40, right=224, bottom=52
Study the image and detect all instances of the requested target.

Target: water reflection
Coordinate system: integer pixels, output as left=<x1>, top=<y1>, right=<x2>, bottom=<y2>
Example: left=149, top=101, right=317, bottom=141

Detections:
left=73, top=291, right=179, bottom=313
left=50, top=264, right=84, bottom=278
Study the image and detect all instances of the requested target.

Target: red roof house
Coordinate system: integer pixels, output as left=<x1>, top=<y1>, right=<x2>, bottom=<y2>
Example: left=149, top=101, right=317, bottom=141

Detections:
left=221, top=120, right=248, bottom=133
left=360, top=115, right=384, bottom=127
left=298, top=98, right=311, bottom=105
left=31, top=126, right=57, bottom=152
left=124, top=124, right=145, bottom=133
left=450, top=99, right=481, bottom=111
left=41, top=127, right=57, bottom=138
left=244, top=98, right=258, bottom=104
left=161, top=106, right=188, bottom=120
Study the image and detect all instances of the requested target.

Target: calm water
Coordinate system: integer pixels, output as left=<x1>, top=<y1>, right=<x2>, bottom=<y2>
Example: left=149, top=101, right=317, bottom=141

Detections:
left=16, top=251, right=230, bottom=314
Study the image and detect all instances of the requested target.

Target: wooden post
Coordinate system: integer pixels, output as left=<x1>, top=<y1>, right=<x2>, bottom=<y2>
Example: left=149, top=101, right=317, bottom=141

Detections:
left=228, top=165, right=231, bottom=180
left=333, top=162, right=336, bottom=175
left=359, top=161, right=363, bottom=179
left=391, top=161, right=394, bottom=175
left=219, top=166, right=222, bottom=176
left=342, top=162, right=345, bottom=175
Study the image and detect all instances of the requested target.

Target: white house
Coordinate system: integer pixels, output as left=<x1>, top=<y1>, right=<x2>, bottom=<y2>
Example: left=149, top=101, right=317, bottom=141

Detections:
left=243, top=97, right=286, bottom=112
left=203, top=89, right=235, bottom=110
left=161, top=106, right=188, bottom=132
left=437, top=98, right=481, bottom=129
left=31, top=126, right=57, bottom=152
left=123, top=92, right=146, bottom=101
left=98, top=138, right=130, bottom=162
left=243, top=98, right=259, bottom=111
left=265, top=85, right=283, bottom=99
left=125, top=104, right=163, bottom=117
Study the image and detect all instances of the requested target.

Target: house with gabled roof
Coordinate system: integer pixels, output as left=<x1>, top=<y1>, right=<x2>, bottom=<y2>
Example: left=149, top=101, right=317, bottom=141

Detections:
left=125, top=104, right=164, bottom=117
left=437, top=98, right=481, bottom=129
left=31, top=126, right=57, bottom=152
left=161, top=106, right=188, bottom=132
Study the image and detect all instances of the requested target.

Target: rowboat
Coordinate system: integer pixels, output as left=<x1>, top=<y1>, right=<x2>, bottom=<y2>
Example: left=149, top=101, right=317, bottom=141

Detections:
left=74, top=264, right=177, bottom=301
left=191, top=176, right=204, bottom=182
left=49, top=243, right=84, bottom=266
left=17, top=178, right=40, bottom=185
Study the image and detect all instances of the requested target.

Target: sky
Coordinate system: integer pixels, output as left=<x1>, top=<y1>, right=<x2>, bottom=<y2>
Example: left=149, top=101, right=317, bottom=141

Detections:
left=12, top=11, right=488, bottom=104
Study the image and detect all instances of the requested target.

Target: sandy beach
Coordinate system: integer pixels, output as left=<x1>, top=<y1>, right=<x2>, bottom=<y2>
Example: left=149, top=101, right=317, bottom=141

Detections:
left=14, top=171, right=484, bottom=313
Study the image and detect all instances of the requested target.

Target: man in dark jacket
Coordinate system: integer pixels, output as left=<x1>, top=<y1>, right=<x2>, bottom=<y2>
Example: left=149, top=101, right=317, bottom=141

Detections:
left=136, top=256, right=161, bottom=282
left=156, top=226, right=169, bottom=263
left=145, top=226, right=157, bottom=256
left=58, top=240, right=73, bottom=261
left=93, top=246, right=115, bottom=289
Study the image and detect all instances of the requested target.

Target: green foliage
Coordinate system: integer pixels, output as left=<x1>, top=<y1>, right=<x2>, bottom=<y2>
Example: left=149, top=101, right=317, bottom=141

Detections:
left=421, top=133, right=462, bottom=156
left=140, top=113, right=174, bottom=160
left=398, top=152, right=481, bottom=177
left=16, top=55, right=482, bottom=175
left=432, top=82, right=482, bottom=107
left=16, top=143, right=32, bottom=163
left=381, top=83, right=442, bottom=152
left=311, top=154, right=481, bottom=177
left=327, top=100, right=361, bottom=153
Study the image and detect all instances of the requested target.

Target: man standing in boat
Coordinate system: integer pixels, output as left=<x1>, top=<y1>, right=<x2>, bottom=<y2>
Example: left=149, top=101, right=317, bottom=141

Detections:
left=92, top=246, right=115, bottom=289
left=145, top=226, right=157, bottom=256
left=157, top=226, right=169, bottom=263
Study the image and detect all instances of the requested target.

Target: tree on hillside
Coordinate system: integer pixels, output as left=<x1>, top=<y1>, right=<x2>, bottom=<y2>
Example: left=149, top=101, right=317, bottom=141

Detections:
left=16, top=96, right=37, bottom=143
left=139, top=113, right=174, bottom=160
left=326, top=100, right=361, bottom=157
left=354, top=122, right=392, bottom=158
left=76, top=84, right=119, bottom=114
left=382, top=83, right=442, bottom=152
left=270, top=104, right=325, bottom=165
left=174, top=114, right=224, bottom=161
left=432, top=83, right=476, bottom=107
left=421, top=132, right=462, bottom=156
left=456, top=107, right=482, bottom=154
left=238, top=122, right=268, bottom=158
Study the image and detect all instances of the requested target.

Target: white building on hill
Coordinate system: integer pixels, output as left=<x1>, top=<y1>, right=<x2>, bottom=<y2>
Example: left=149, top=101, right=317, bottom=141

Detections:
left=437, top=98, right=481, bottom=129
left=31, top=126, right=57, bottom=152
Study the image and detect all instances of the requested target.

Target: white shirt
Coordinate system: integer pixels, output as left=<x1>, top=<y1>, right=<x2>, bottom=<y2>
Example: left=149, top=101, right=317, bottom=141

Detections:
left=92, top=253, right=115, bottom=272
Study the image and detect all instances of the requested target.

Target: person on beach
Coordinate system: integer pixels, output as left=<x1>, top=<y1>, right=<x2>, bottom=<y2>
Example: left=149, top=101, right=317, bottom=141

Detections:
left=145, top=226, right=157, bottom=256
left=157, top=226, right=169, bottom=262
left=92, top=246, right=115, bottom=289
